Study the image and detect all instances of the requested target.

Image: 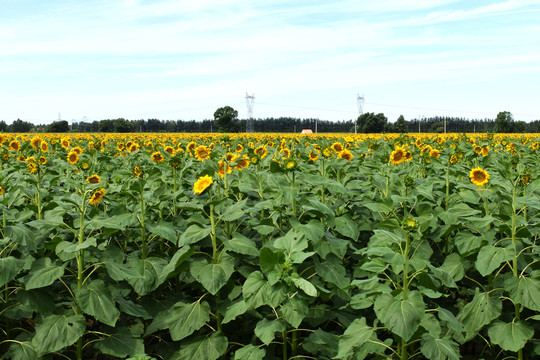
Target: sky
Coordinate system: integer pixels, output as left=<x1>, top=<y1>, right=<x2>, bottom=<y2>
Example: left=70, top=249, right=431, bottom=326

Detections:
left=1, top=0, right=540, bottom=125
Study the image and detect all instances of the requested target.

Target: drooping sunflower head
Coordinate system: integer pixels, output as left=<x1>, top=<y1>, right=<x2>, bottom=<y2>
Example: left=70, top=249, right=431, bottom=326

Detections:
left=186, top=141, right=197, bottom=152
left=470, top=167, right=490, bottom=187
left=151, top=151, right=165, bottom=162
left=449, top=154, right=458, bottom=165
left=31, top=137, right=42, bottom=151
left=164, top=146, right=175, bottom=156
left=27, top=162, right=38, bottom=174
left=67, top=151, right=79, bottom=165
left=86, top=174, right=101, bottom=184
left=89, top=188, right=106, bottom=205
left=193, top=175, right=213, bottom=194
left=338, top=149, right=353, bottom=162
left=133, top=165, right=143, bottom=178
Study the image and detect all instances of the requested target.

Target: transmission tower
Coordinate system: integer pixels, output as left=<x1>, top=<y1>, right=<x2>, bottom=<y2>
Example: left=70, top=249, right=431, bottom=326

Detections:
left=356, top=94, right=364, bottom=133
left=245, top=93, right=255, bottom=132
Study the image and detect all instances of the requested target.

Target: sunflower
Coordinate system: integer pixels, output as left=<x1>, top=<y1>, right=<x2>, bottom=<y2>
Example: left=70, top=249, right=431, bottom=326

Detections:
left=81, top=161, right=90, bottom=170
left=133, top=165, right=143, bottom=178
left=470, top=167, right=490, bottom=187
left=254, top=145, right=267, bottom=159
left=18, top=155, right=26, bottom=162
left=194, top=146, right=211, bottom=161
left=449, top=154, right=458, bottom=165
left=0, top=185, right=4, bottom=196
left=331, top=142, right=344, bottom=153
left=129, top=143, right=139, bottom=152
left=72, top=146, right=83, bottom=155
left=61, top=137, right=70, bottom=149
left=89, top=188, right=106, bottom=205
left=482, top=146, right=489, bottom=157
left=309, top=150, right=319, bottom=161
left=404, top=151, right=413, bottom=162
left=39, top=156, right=47, bottom=165
left=151, top=151, right=165, bottom=162
left=234, top=155, right=250, bottom=171
left=27, top=162, right=38, bottom=174
left=390, top=147, right=406, bottom=165
left=235, top=144, right=244, bottom=153
left=186, top=141, right=196, bottom=152
left=164, top=146, right=175, bottom=155
left=322, top=147, right=332, bottom=158
left=1, top=153, right=10, bottom=161
left=225, top=152, right=239, bottom=163
left=67, top=151, right=79, bottom=165
left=530, top=142, right=539, bottom=150
left=285, top=159, right=297, bottom=170
left=338, top=149, right=353, bottom=162
left=117, top=142, right=125, bottom=151
left=9, top=140, right=20, bottom=151
left=40, top=142, right=48, bottom=152
left=31, top=137, right=42, bottom=151
left=86, top=174, right=101, bottom=184
left=473, top=145, right=482, bottom=155
left=217, top=161, right=232, bottom=178
left=193, top=175, right=213, bottom=194
left=279, top=148, right=291, bottom=159
left=429, top=149, right=440, bottom=158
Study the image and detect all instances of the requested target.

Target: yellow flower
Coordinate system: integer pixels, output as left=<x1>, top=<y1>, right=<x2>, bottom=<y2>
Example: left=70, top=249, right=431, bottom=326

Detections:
left=40, top=142, right=48, bottom=152
left=186, top=141, right=196, bottom=152
left=89, top=188, right=106, bottom=205
left=235, top=144, right=244, bottom=153
left=473, top=145, right=482, bottom=154
left=31, top=137, right=42, bottom=151
left=39, top=156, right=47, bottom=165
left=61, top=137, right=70, bottom=149
left=27, top=162, right=38, bottom=174
left=133, top=165, right=143, bottom=178
left=331, top=142, right=344, bottom=153
left=449, top=154, right=458, bottom=164
left=338, top=149, right=353, bottom=161
left=390, top=147, right=405, bottom=165
left=429, top=149, right=440, bottom=158
left=164, top=146, right=175, bottom=155
left=470, top=167, right=490, bottom=187
left=0, top=185, right=4, bottom=195
left=151, top=151, right=165, bottom=162
left=81, top=161, right=90, bottom=170
left=217, top=161, right=232, bottom=178
left=309, top=150, right=319, bottom=161
left=9, top=140, right=20, bottom=151
left=129, top=143, right=139, bottom=152
left=193, top=175, right=213, bottom=194
left=86, top=174, right=101, bottom=184
left=234, top=155, right=250, bottom=171
left=67, top=151, right=79, bottom=165
left=194, top=145, right=211, bottom=161
left=254, top=145, right=267, bottom=159
left=482, top=146, right=489, bottom=157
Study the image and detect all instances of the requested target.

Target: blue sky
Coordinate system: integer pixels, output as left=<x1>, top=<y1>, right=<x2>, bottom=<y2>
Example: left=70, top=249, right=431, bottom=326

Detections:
left=1, top=0, right=539, bottom=125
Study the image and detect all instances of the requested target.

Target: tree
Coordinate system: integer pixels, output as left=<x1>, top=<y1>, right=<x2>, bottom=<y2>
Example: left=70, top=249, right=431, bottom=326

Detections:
left=113, top=118, right=132, bottom=133
left=394, top=115, right=407, bottom=133
left=356, top=112, right=388, bottom=133
left=494, top=111, right=514, bottom=133
left=10, top=118, right=34, bottom=133
left=47, top=120, right=70, bottom=133
left=214, top=106, right=238, bottom=132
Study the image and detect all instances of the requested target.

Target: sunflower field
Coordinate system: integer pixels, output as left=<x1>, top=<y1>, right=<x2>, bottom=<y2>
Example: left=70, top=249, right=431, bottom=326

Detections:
left=0, top=132, right=539, bottom=360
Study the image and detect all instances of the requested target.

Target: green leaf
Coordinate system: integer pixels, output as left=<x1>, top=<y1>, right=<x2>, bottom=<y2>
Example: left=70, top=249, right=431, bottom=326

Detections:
left=437, top=307, right=465, bottom=333
left=94, top=327, right=145, bottom=358
left=126, top=256, right=168, bottom=295
left=475, top=245, right=514, bottom=276
left=259, top=247, right=285, bottom=284
left=6, top=340, right=38, bottom=360
left=242, top=271, right=287, bottom=309
left=31, top=314, right=86, bottom=356
left=457, top=288, right=502, bottom=339
left=332, top=215, right=359, bottom=240
left=420, top=313, right=442, bottom=338
left=454, top=231, right=485, bottom=256
left=23, top=257, right=65, bottom=290
left=281, top=297, right=308, bottom=328
left=420, top=334, right=461, bottom=360
left=190, top=252, right=235, bottom=295
left=314, top=256, right=349, bottom=289
left=335, top=317, right=374, bottom=359
left=254, top=318, right=286, bottom=345
left=439, top=253, right=465, bottom=282
left=179, top=224, right=212, bottom=246
left=303, top=329, right=339, bottom=358
left=374, top=291, right=425, bottom=341
left=173, top=332, right=228, bottom=360
left=77, top=279, right=120, bottom=327
left=224, top=233, right=259, bottom=256
left=146, top=300, right=210, bottom=341
left=0, top=256, right=25, bottom=287
left=290, top=218, right=325, bottom=242
left=221, top=199, right=247, bottom=221
left=105, top=260, right=143, bottom=282
left=488, top=320, right=534, bottom=352
left=505, top=275, right=540, bottom=311
left=234, top=344, right=266, bottom=360
left=429, top=265, right=457, bottom=288
left=116, top=297, right=152, bottom=320
left=158, top=246, right=193, bottom=283
left=274, top=229, right=307, bottom=254
left=222, top=300, right=249, bottom=324
left=291, top=275, right=318, bottom=297
left=147, top=220, right=177, bottom=243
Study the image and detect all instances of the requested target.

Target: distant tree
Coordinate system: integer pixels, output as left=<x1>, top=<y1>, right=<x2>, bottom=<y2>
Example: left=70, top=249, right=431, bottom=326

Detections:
left=47, top=120, right=70, bottom=133
left=394, top=115, right=407, bottom=133
left=494, top=111, right=514, bottom=133
left=10, top=118, right=34, bottom=133
left=0, top=120, right=8, bottom=132
left=113, top=118, right=132, bottom=132
left=214, top=106, right=239, bottom=132
left=99, top=119, right=114, bottom=132
left=357, top=112, right=388, bottom=133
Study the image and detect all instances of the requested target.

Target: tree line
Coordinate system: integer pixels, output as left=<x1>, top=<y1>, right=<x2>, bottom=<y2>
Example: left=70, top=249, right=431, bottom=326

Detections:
left=1, top=109, right=538, bottom=133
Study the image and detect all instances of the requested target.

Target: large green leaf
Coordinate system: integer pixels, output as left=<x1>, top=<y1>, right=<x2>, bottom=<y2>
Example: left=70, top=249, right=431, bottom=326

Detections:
left=147, top=220, right=177, bottom=243
left=234, top=344, right=266, bottom=360
left=505, top=275, right=540, bottom=311
left=242, top=271, right=287, bottom=309
left=93, top=327, right=145, bottom=358
left=281, top=297, right=308, bottom=328
left=172, top=332, right=228, bottom=360
left=158, top=246, right=193, bottom=283
left=77, top=279, right=120, bottom=327
left=420, top=334, right=460, bottom=360
left=291, top=274, right=318, bottom=297
left=254, top=318, right=286, bottom=345
left=146, top=300, right=210, bottom=341
left=457, top=288, right=502, bottom=339
left=23, top=257, right=65, bottom=290
left=0, top=256, right=25, bottom=287
left=440, top=253, right=465, bottom=282
left=303, top=329, right=339, bottom=358
left=179, top=224, right=212, bottom=246
left=31, top=314, right=86, bottom=356
left=190, top=252, right=235, bottom=295
left=6, top=336, right=38, bottom=360
left=220, top=198, right=247, bottom=221
left=274, top=229, right=307, bottom=254
left=488, top=320, right=534, bottom=352
left=335, top=317, right=374, bottom=359
left=222, top=300, right=249, bottom=324
left=290, top=218, right=325, bottom=242
left=475, top=245, right=514, bottom=276
left=332, top=214, right=360, bottom=240
left=314, top=255, right=349, bottom=289
left=126, top=256, right=168, bottom=295
left=224, top=233, right=259, bottom=256
left=374, top=291, right=425, bottom=341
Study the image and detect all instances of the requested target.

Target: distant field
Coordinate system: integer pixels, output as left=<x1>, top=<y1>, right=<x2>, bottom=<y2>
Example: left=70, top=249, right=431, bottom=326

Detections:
left=1, top=132, right=538, bottom=359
